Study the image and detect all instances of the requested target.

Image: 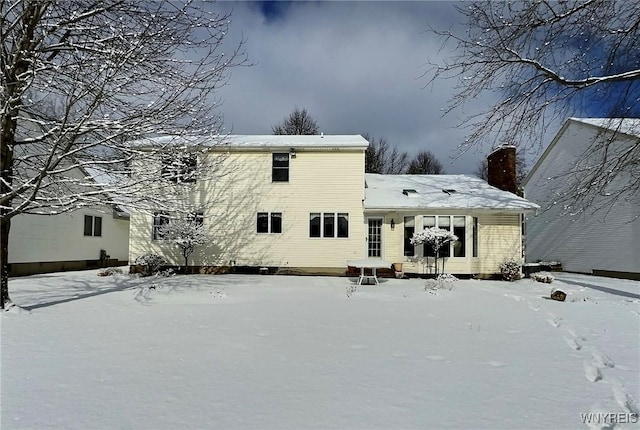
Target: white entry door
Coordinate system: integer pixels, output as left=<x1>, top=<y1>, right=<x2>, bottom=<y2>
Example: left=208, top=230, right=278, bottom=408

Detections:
left=367, top=218, right=383, bottom=258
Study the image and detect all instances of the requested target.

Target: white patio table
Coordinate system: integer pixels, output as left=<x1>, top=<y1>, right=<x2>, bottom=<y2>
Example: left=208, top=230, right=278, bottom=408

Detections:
left=347, top=258, right=392, bottom=286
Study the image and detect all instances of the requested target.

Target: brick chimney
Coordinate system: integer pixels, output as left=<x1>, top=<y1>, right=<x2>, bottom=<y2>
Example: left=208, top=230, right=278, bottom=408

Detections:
left=487, top=145, right=517, bottom=194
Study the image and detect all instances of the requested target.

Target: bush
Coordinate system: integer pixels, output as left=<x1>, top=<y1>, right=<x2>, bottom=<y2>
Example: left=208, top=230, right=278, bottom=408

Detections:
left=97, top=267, right=123, bottom=277
left=425, top=273, right=458, bottom=291
left=499, top=258, right=522, bottom=281
left=134, top=253, right=168, bottom=277
left=532, top=272, right=554, bottom=283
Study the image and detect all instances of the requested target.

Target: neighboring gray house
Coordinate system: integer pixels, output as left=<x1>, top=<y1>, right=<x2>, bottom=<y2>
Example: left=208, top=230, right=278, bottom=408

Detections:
left=523, top=118, right=640, bottom=280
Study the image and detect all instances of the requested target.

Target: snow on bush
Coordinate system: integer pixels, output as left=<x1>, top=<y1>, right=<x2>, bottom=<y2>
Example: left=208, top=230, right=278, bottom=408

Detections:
left=159, top=217, right=209, bottom=267
left=410, top=227, right=457, bottom=275
left=134, top=253, right=169, bottom=277
left=425, top=273, right=458, bottom=292
left=97, top=267, right=123, bottom=277
left=499, top=258, right=522, bottom=281
left=531, top=272, right=554, bottom=283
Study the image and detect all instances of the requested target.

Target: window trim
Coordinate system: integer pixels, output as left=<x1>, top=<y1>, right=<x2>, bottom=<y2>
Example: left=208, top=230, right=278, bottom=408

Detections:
left=404, top=216, right=415, bottom=257
left=472, top=217, right=479, bottom=258
left=256, top=211, right=283, bottom=234
left=309, top=212, right=349, bottom=238
left=152, top=211, right=170, bottom=240
left=272, top=153, right=290, bottom=183
left=83, top=215, right=103, bottom=237
left=419, top=215, right=468, bottom=259
left=161, top=154, right=197, bottom=184
left=188, top=211, right=204, bottom=226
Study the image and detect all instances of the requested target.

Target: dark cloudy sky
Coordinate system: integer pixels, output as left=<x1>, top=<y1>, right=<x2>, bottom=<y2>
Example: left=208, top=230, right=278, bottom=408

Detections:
left=215, top=1, right=512, bottom=174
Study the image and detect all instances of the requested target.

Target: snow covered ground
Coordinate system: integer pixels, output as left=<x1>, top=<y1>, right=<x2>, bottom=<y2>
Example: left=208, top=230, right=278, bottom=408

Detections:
left=2, top=270, right=639, bottom=429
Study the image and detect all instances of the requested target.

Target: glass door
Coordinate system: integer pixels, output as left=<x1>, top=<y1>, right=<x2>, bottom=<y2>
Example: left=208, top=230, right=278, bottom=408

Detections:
left=368, top=218, right=382, bottom=258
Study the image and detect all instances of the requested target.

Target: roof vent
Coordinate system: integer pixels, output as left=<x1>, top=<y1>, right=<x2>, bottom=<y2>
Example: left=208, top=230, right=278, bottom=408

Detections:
left=442, top=189, right=457, bottom=195
left=403, top=189, right=418, bottom=196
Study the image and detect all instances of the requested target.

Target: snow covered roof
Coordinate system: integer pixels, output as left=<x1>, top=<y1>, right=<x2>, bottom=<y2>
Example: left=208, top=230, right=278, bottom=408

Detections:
left=82, top=166, right=131, bottom=217
left=131, top=134, right=369, bottom=150
left=523, top=118, right=640, bottom=187
left=571, top=118, right=640, bottom=138
left=364, top=174, right=539, bottom=212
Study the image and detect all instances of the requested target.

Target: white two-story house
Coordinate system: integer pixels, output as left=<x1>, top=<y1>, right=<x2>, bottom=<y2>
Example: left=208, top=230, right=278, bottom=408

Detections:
left=129, top=136, right=538, bottom=277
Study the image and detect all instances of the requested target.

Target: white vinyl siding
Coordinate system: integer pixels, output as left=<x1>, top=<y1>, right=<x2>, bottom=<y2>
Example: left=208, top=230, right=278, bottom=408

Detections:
left=524, top=120, right=640, bottom=275
left=10, top=209, right=129, bottom=264
left=477, top=214, right=522, bottom=274
left=129, top=150, right=366, bottom=268
left=375, top=211, right=522, bottom=275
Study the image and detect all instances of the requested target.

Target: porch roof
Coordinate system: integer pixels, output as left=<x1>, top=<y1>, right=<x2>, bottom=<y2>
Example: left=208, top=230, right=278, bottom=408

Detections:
left=364, top=174, right=539, bottom=212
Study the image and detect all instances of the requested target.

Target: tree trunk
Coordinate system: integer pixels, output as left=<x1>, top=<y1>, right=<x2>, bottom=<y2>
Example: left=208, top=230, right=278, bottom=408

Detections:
left=1, top=96, right=16, bottom=310
left=1, top=216, right=10, bottom=308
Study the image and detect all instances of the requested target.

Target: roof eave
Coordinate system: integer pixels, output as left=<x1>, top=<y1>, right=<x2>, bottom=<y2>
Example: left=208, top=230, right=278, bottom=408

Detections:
left=364, top=205, right=538, bottom=213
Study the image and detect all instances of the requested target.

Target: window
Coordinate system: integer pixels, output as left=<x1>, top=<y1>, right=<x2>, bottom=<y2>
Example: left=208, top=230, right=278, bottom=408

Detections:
left=404, top=216, right=415, bottom=256
left=403, top=189, right=418, bottom=196
left=337, top=213, right=349, bottom=238
left=324, top=212, right=335, bottom=238
left=310, top=213, right=321, bottom=237
left=453, top=216, right=466, bottom=257
left=421, top=215, right=468, bottom=257
left=271, top=213, right=282, bottom=233
left=272, top=153, right=289, bottom=182
left=257, top=212, right=282, bottom=233
left=257, top=212, right=269, bottom=233
left=153, top=211, right=170, bottom=240
left=473, top=217, right=479, bottom=258
left=84, top=215, right=102, bottom=237
left=188, top=211, right=204, bottom=226
left=423, top=216, right=436, bottom=257
left=309, top=212, right=348, bottom=238
left=438, top=216, right=451, bottom=257
left=162, top=154, right=197, bottom=183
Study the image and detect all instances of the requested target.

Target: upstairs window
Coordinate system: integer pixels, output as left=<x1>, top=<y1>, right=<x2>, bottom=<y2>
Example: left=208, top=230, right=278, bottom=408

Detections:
left=272, top=153, right=289, bottom=182
left=188, top=211, right=204, bottom=226
left=152, top=211, right=170, bottom=240
left=162, top=154, right=197, bottom=183
left=84, top=215, right=102, bottom=237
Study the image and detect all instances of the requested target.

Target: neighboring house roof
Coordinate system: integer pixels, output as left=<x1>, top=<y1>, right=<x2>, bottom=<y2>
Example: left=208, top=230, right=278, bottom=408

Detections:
left=523, top=117, right=640, bottom=187
left=573, top=117, right=640, bottom=138
left=364, top=174, right=539, bottom=212
left=81, top=166, right=131, bottom=218
left=131, top=134, right=370, bottom=150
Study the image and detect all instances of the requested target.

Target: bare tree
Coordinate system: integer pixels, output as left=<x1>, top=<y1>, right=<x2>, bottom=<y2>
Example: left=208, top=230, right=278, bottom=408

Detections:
left=0, top=1, right=247, bottom=308
left=427, top=0, right=640, bottom=210
left=364, top=133, right=409, bottom=174
left=272, top=107, right=319, bottom=135
left=407, top=150, right=444, bottom=174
